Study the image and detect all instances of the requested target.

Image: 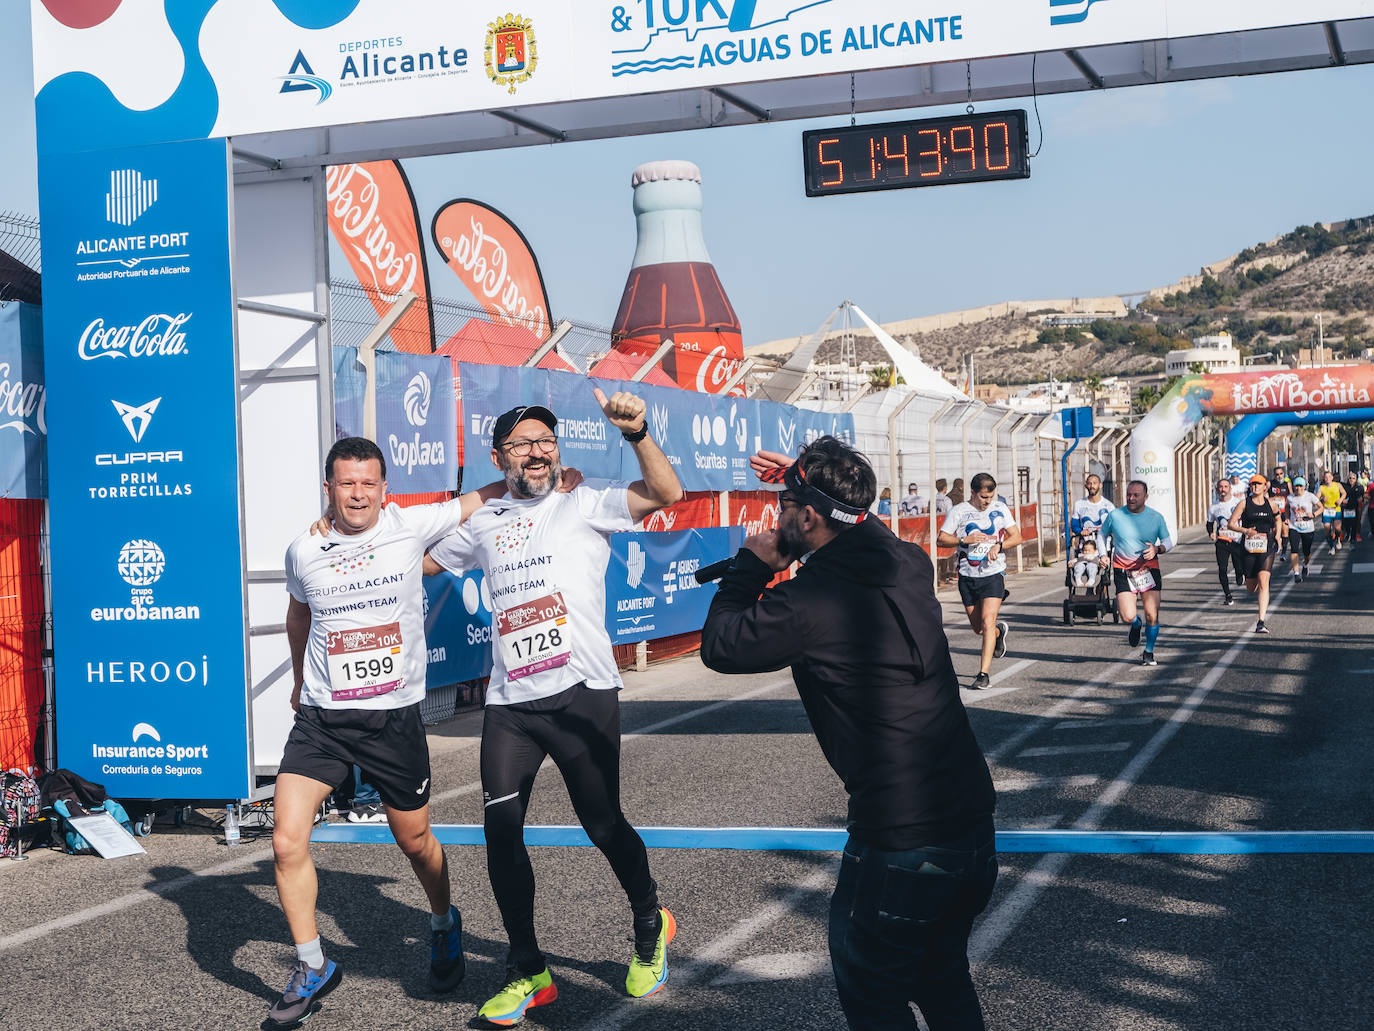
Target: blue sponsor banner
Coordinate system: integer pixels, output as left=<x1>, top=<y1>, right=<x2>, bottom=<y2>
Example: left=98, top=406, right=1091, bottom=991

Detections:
left=333, top=346, right=365, bottom=441
left=605, top=527, right=744, bottom=644
left=422, top=567, right=495, bottom=685
left=0, top=301, right=47, bottom=499
left=459, top=364, right=855, bottom=492
left=39, top=138, right=249, bottom=799
left=375, top=350, right=458, bottom=493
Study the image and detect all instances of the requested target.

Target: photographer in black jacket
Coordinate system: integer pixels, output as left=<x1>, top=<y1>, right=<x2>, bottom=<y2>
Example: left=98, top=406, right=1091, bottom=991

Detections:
left=701, top=436, right=997, bottom=1031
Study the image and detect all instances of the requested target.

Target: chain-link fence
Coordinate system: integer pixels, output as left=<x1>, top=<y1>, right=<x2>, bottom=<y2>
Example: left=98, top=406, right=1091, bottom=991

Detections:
left=0, top=211, right=41, bottom=305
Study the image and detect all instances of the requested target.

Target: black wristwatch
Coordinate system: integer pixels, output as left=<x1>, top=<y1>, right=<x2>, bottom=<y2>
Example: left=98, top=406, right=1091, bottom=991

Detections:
left=622, top=424, right=648, bottom=443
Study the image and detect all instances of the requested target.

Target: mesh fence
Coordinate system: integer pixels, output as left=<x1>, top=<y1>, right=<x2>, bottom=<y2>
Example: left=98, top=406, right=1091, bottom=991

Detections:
left=0, top=211, right=42, bottom=305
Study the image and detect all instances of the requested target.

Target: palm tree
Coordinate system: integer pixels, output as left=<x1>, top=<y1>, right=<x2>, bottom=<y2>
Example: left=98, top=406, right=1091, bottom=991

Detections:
left=1084, top=374, right=1103, bottom=413
left=1133, top=384, right=1163, bottom=415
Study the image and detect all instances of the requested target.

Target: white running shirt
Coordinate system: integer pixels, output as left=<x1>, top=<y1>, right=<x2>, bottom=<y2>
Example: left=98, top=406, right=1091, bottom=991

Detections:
left=285, top=500, right=464, bottom=710
left=428, top=482, right=634, bottom=706
left=1208, top=497, right=1242, bottom=532
left=1287, top=492, right=1319, bottom=531
left=942, top=500, right=1017, bottom=578
left=1073, top=496, right=1115, bottom=534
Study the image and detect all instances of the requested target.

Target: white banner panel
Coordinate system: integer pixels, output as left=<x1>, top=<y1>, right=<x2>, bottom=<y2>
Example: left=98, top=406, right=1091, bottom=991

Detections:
left=31, top=1, right=1374, bottom=152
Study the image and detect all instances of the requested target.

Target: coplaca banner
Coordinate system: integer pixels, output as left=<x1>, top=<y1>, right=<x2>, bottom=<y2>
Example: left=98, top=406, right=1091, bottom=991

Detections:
left=374, top=350, right=458, bottom=494
left=605, top=527, right=744, bottom=644
left=0, top=301, right=47, bottom=499
left=32, top=2, right=1373, bottom=153
left=458, top=363, right=855, bottom=492
left=38, top=137, right=250, bottom=800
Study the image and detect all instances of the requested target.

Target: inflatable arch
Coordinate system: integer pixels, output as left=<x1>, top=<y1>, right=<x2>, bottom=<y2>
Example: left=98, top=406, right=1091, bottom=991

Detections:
left=1131, top=365, right=1374, bottom=541
left=1224, top=407, right=1374, bottom=478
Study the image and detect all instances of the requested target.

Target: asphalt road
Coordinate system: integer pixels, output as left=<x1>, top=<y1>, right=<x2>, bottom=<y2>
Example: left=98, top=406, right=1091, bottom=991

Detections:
left=2, top=531, right=1371, bottom=1030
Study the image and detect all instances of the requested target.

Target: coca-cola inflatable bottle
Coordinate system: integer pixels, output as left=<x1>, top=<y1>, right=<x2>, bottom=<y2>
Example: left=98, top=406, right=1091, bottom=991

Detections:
left=610, top=160, right=744, bottom=394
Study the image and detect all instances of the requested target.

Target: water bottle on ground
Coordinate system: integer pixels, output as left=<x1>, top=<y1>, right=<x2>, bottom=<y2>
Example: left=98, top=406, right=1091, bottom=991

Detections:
left=225, top=803, right=241, bottom=847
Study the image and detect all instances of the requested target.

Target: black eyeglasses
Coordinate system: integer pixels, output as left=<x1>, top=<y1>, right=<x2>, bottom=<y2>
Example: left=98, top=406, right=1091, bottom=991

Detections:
left=500, top=436, right=558, bottom=457
left=778, top=492, right=801, bottom=508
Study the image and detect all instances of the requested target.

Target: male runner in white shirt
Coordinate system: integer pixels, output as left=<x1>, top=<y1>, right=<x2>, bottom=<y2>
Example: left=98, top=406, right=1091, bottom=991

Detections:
left=427, top=389, right=683, bottom=1025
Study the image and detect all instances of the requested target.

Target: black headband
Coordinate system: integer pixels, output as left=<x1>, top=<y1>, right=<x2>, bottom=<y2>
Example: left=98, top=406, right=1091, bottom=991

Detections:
left=783, top=461, right=867, bottom=525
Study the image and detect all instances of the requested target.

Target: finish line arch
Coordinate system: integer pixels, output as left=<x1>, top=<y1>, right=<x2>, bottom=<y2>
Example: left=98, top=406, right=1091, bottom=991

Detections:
left=1224, top=407, right=1374, bottom=478
left=1131, top=366, right=1374, bottom=541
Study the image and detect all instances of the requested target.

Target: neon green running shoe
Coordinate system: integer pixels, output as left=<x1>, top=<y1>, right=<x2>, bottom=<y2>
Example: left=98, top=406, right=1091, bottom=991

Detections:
left=625, top=907, right=676, bottom=998
left=477, top=968, right=556, bottom=1026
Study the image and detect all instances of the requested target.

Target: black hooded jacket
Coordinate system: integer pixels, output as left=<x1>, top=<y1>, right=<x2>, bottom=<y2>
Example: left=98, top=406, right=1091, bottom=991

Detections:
left=701, top=516, right=995, bottom=850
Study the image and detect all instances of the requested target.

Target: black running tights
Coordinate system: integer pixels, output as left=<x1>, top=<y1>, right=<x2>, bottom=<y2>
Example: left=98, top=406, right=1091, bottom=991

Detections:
left=481, top=684, right=658, bottom=975
left=1214, top=542, right=1243, bottom=593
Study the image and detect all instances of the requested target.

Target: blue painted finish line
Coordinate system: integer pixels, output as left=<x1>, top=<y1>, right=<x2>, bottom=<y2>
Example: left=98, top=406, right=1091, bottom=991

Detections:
left=310, top=824, right=1374, bottom=854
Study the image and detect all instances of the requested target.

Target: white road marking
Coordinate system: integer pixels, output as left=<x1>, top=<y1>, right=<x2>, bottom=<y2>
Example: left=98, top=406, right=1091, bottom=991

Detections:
left=0, top=680, right=797, bottom=954
left=962, top=660, right=1039, bottom=705
left=579, top=868, right=836, bottom=1030
left=993, top=658, right=1036, bottom=684
left=1018, top=742, right=1132, bottom=757
left=1083, top=694, right=1181, bottom=707
left=0, top=847, right=274, bottom=953
left=1352, top=562, right=1374, bottom=574
left=709, top=950, right=832, bottom=986
left=969, top=577, right=1297, bottom=968
left=1164, top=567, right=1205, bottom=579
left=995, top=775, right=1100, bottom=793
left=1013, top=814, right=1064, bottom=829
left=1053, top=716, right=1156, bottom=731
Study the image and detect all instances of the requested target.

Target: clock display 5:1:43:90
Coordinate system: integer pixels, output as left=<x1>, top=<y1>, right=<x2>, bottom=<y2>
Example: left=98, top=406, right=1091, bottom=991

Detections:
left=802, top=110, right=1030, bottom=197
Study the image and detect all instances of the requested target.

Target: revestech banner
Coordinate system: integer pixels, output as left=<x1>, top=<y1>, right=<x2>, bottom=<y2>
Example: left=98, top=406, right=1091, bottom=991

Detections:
left=39, top=138, right=250, bottom=799
left=605, top=527, right=744, bottom=645
left=459, top=363, right=854, bottom=492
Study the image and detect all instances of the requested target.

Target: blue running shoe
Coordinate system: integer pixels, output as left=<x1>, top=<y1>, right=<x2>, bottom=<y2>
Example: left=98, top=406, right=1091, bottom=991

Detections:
left=264, top=958, right=341, bottom=1030
left=429, top=906, right=466, bottom=992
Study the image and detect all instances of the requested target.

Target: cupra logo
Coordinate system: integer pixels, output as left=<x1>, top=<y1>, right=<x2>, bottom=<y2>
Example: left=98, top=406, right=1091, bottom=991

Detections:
left=111, top=397, right=161, bottom=443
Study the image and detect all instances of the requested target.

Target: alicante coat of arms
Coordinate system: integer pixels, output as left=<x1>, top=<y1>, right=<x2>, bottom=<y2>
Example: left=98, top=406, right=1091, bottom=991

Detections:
left=486, top=14, right=537, bottom=94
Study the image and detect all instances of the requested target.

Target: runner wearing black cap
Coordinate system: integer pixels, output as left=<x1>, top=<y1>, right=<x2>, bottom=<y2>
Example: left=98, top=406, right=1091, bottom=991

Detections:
left=426, top=388, right=683, bottom=1025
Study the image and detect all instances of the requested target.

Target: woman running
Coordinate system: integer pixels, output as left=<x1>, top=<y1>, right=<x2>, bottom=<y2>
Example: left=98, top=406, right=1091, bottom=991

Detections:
left=1229, top=474, right=1284, bottom=634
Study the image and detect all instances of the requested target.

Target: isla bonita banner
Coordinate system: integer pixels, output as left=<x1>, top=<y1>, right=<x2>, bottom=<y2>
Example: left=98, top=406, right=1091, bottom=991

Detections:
left=458, top=363, right=855, bottom=493
left=31, top=2, right=1374, bottom=153
left=38, top=138, right=251, bottom=800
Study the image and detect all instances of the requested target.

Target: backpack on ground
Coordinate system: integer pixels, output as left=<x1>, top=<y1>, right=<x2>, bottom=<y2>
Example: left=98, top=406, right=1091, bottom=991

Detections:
left=51, top=797, right=138, bottom=855
left=1, top=769, right=42, bottom=858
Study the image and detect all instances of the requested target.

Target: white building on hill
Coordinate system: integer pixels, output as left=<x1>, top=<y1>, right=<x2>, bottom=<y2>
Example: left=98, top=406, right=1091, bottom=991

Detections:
left=1165, top=332, right=1241, bottom=376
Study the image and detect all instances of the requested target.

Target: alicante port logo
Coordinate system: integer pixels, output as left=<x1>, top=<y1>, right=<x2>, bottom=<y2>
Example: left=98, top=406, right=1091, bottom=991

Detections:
left=486, top=14, right=537, bottom=93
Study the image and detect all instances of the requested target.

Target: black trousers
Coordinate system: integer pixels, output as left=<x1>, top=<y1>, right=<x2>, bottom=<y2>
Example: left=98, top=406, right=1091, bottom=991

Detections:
left=1214, top=541, right=1243, bottom=592
left=829, top=819, right=998, bottom=1030
left=481, top=684, right=658, bottom=974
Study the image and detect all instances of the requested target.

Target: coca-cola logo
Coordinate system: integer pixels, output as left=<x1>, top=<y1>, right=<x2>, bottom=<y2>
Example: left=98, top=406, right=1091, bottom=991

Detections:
left=326, top=164, right=421, bottom=298
left=0, top=361, right=46, bottom=436
left=643, top=508, right=678, bottom=532
left=739, top=502, right=780, bottom=537
left=693, top=344, right=743, bottom=394
left=1231, top=371, right=1372, bottom=413
left=440, top=215, right=549, bottom=339
left=78, top=314, right=191, bottom=361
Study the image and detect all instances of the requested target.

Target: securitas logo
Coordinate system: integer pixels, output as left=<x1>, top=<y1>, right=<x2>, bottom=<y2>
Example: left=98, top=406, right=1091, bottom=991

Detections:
left=1050, top=0, right=1109, bottom=26
left=279, top=50, right=333, bottom=103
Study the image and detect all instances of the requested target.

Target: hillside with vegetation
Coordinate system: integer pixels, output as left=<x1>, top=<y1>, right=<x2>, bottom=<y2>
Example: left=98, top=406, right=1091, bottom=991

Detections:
left=760, top=218, right=1374, bottom=384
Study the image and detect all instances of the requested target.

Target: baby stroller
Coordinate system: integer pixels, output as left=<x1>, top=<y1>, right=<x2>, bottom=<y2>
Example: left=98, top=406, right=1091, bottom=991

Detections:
left=1062, top=517, right=1117, bottom=625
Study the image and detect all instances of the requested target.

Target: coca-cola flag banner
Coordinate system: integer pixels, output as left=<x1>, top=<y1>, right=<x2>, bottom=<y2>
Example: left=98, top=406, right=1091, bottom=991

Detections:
left=431, top=200, right=551, bottom=341
left=0, top=302, right=47, bottom=499
left=326, top=161, right=435, bottom=354
left=604, top=527, right=744, bottom=645
left=459, top=363, right=855, bottom=492
left=38, top=137, right=251, bottom=799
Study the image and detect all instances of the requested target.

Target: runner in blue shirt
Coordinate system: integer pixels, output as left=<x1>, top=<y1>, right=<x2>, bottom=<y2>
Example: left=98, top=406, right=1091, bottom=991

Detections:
left=1097, top=481, right=1174, bottom=666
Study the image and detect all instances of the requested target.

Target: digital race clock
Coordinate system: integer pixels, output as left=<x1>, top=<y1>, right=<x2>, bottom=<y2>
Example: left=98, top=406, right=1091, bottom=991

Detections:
left=802, top=110, right=1030, bottom=197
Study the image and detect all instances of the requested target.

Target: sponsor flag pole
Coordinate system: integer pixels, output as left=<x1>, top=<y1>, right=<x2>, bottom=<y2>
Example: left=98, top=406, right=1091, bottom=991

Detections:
left=357, top=290, right=417, bottom=441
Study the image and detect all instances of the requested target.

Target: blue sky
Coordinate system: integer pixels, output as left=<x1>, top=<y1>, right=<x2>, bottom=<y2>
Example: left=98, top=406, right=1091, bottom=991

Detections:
left=6, top=4, right=1374, bottom=347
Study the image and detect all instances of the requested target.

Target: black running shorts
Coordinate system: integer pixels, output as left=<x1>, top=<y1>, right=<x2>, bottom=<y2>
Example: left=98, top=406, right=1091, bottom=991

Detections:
left=279, top=703, right=432, bottom=811
left=1112, top=567, right=1163, bottom=594
left=958, top=572, right=1005, bottom=607
left=1240, top=544, right=1277, bottom=579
